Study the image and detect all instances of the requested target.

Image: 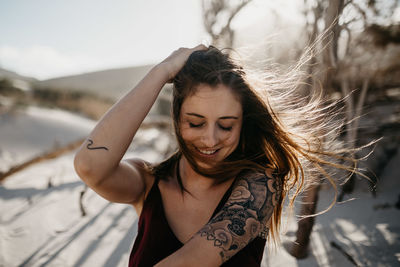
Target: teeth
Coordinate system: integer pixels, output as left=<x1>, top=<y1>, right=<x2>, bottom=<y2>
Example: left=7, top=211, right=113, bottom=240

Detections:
left=199, top=149, right=217, bottom=155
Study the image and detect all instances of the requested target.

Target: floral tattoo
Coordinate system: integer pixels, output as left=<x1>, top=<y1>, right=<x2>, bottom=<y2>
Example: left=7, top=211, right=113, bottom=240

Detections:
left=198, top=170, right=282, bottom=263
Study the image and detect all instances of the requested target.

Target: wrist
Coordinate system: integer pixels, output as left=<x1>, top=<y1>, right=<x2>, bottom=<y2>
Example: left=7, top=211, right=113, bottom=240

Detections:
left=153, top=62, right=174, bottom=83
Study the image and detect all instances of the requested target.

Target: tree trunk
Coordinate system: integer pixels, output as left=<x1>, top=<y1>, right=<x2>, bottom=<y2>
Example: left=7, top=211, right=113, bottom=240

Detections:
left=287, top=183, right=321, bottom=258
left=202, top=0, right=252, bottom=48
left=287, top=1, right=345, bottom=258
left=340, top=78, right=370, bottom=199
left=321, top=0, right=344, bottom=93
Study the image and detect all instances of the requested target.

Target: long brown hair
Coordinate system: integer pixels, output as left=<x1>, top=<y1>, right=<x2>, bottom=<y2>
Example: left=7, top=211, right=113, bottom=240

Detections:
left=151, top=46, right=356, bottom=244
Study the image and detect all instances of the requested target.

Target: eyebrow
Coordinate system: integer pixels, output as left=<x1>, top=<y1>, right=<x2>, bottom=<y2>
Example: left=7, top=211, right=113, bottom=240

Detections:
left=185, top=112, right=239, bottom=120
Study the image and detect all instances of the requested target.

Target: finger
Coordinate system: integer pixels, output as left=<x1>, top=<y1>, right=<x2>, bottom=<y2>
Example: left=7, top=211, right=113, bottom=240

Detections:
left=191, top=44, right=208, bottom=52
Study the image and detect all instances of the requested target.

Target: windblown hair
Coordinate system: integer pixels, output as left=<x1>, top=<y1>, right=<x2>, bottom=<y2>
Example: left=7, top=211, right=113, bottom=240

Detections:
left=151, top=46, right=355, bottom=245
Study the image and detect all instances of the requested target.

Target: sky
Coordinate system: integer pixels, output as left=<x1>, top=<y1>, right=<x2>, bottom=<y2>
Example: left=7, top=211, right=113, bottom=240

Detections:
left=0, top=0, right=312, bottom=80
left=0, top=0, right=276, bottom=80
left=6, top=0, right=396, bottom=81
left=0, top=0, right=210, bottom=79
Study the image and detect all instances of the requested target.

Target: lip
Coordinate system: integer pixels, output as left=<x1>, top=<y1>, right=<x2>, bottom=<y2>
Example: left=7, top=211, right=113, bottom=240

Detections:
left=194, top=146, right=220, bottom=159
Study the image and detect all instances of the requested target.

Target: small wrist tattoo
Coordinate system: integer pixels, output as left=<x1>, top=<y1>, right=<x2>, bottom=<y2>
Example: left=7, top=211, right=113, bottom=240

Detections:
left=86, top=139, right=109, bottom=151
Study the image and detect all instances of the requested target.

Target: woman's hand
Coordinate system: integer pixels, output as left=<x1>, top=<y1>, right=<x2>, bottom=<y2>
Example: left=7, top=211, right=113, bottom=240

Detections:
left=159, top=44, right=208, bottom=82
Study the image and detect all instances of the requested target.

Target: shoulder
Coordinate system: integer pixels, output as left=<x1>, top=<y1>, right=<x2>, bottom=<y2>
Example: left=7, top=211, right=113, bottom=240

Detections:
left=125, top=158, right=153, bottom=178
left=236, top=168, right=282, bottom=191
left=125, top=158, right=156, bottom=200
left=229, top=168, right=283, bottom=217
left=198, top=167, right=282, bottom=260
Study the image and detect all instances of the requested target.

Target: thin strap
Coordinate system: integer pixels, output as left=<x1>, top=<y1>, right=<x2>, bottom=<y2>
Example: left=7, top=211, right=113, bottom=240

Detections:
left=143, top=176, right=159, bottom=203
left=209, top=179, right=236, bottom=219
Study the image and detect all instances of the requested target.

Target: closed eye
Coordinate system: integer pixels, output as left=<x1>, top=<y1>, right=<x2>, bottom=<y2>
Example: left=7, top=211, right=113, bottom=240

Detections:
left=219, top=124, right=232, bottom=131
left=189, top=122, right=204, bottom=128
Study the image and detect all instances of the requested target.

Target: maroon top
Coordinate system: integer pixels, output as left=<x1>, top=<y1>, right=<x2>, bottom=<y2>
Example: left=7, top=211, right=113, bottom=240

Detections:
left=129, top=177, right=266, bottom=267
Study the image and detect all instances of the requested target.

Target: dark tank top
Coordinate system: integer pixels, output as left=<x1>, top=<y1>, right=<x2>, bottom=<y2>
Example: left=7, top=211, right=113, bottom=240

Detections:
left=128, top=177, right=266, bottom=267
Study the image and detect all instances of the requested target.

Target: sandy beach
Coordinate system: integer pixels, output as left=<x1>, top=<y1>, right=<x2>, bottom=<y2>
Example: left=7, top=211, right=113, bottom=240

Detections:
left=0, top=106, right=399, bottom=267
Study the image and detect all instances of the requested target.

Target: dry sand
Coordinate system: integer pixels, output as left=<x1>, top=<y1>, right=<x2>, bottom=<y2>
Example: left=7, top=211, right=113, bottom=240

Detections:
left=0, top=107, right=399, bottom=267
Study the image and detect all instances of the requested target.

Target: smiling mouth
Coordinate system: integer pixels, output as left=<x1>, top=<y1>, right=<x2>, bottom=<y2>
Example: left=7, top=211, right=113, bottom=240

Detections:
left=195, top=147, right=220, bottom=155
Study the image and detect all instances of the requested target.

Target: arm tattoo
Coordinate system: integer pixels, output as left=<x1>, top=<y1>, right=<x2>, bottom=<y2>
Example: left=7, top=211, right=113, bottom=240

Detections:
left=86, top=139, right=109, bottom=151
left=198, top=171, right=282, bottom=263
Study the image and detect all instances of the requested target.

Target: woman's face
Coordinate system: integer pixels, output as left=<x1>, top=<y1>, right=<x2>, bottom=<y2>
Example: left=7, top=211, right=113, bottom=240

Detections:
left=179, top=83, right=243, bottom=168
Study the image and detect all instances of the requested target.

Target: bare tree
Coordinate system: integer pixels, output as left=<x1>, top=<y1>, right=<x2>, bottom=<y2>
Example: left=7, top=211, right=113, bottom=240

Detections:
left=286, top=0, right=399, bottom=258
left=202, top=0, right=252, bottom=47
left=285, top=0, right=345, bottom=258
left=200, top=0, right=399, bottom=259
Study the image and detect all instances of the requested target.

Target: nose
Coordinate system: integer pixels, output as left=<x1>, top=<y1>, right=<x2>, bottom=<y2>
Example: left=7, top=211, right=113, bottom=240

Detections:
left=200, top=125, right=219, bottom=148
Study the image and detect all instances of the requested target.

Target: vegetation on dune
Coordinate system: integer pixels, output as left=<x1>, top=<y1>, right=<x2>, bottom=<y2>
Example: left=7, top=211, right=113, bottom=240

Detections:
left=0, top=79, right=113, bottom=120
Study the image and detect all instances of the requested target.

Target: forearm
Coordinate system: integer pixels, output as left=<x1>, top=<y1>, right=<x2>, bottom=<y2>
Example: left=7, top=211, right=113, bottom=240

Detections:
left=74, top=63, right=169, bottom=183
left=154, top=236, right=221, bottom=267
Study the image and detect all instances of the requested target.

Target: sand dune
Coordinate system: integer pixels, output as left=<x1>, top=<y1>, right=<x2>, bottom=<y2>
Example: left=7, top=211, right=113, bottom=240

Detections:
left=0, top=107, right=399, bottom=266
left=0, top=106, right=95, bottom=173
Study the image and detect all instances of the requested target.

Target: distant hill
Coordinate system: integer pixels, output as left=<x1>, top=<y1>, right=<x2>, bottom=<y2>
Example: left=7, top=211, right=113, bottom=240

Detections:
left=0, top=67, right=37, bottom=83
left=36, top=65, right=156, bottom=100
left=0, top=68, right=37, bottom=91
left=0, top=65, right=173, bottom=116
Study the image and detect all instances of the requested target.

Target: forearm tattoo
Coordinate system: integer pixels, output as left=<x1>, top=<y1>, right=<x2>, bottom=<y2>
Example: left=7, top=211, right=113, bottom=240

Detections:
left=198, top=171, right=282, bottom=263
left=86, top=139, right=109, bottom=151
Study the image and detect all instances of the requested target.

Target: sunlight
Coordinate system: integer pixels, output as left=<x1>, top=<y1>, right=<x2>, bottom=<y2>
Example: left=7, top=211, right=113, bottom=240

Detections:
left=336, top=218, right=371, bottom=245
left=376, top=223, right=398, bottom=245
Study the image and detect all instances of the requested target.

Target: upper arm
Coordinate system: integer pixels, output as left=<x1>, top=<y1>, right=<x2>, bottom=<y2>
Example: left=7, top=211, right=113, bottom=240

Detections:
left=76, top=157, right=152, bottom=206
left=155, top=170, right=282, bottom=266
left=196, top=171, right=282, bottom=263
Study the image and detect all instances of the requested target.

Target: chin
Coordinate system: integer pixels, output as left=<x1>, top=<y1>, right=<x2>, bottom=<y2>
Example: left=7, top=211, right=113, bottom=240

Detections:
left=193, top=157, right=217, bottom=169
left=185, top=144, right=237, bottom=169
left=194, top=151, right=231, bottom=169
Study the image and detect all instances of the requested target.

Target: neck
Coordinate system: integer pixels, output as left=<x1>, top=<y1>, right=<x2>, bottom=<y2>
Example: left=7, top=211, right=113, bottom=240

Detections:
left=179, top=156, right=216, bottom=190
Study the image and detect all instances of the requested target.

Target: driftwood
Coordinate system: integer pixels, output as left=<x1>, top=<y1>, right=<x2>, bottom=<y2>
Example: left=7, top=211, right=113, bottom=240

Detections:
left=1, top=118, right=175, bottom=221
left=0, top=117, right=173, bottom=183
left=0, top=138, right=85, bottom=183
left=79, top=185, right=88, bottom=217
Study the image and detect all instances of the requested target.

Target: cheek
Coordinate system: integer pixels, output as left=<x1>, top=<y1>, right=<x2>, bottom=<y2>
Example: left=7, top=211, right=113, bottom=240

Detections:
left=180, top=127, right=198, bottom=143
left=223, top=130, right=241, bottom=147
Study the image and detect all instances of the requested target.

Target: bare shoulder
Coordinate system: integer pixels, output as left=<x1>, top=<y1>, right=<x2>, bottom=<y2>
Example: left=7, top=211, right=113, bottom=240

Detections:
left=125, top=158, right=156, bottom=195
left=125, top=158, right=154, bottom=184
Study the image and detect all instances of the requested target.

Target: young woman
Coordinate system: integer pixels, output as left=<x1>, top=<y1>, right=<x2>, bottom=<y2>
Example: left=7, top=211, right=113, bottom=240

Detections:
left=74, top=45, right=344, bottom=266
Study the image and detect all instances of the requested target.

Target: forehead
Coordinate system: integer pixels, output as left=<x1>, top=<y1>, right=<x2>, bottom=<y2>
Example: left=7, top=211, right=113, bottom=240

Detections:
left=181, top=83, right=242, bottom=117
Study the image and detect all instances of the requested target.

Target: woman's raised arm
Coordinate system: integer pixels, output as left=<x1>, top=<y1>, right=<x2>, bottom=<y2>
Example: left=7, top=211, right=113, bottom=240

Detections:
left=74, top=45, right=207, bottom=206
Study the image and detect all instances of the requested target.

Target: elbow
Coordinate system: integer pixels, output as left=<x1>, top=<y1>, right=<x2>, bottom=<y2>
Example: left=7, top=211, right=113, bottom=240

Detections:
left=74, top=151, right=113, bottom=189
left=74, top=152, right=90, bottom=181
left=74, top=151, right=100, bottom=185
